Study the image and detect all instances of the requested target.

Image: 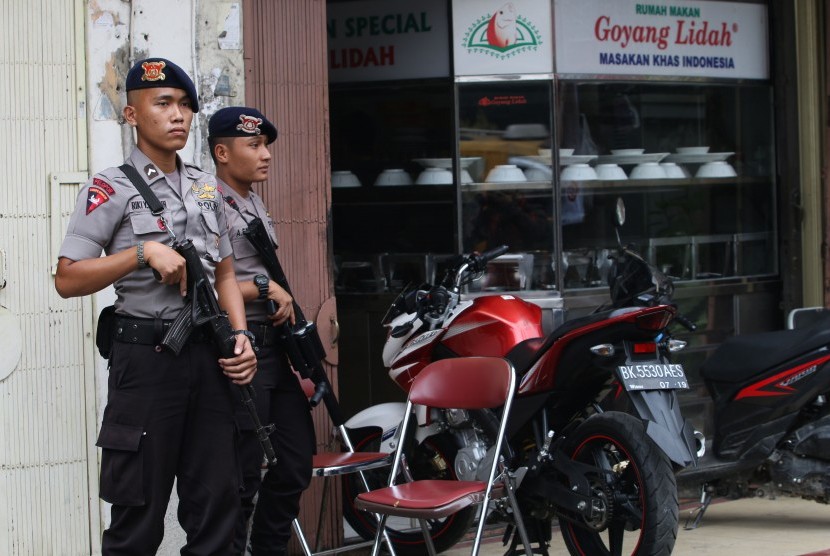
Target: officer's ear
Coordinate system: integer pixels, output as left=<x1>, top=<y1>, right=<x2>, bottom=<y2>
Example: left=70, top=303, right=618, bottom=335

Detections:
left=213, top=140, right=232, bottom=165
left=123, top=104, right=138, bottom=128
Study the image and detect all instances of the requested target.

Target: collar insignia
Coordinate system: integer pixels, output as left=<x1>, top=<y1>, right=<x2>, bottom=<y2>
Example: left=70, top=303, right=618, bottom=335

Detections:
left=141, top=61, right=166, bottom=82
left=144, top=164, right=159, bottom=179
left=237, top=115, right=263, bottom=135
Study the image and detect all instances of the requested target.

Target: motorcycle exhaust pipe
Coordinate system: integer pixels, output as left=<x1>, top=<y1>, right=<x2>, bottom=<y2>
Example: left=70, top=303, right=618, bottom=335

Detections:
left=693, top=430, right=706, bottom=458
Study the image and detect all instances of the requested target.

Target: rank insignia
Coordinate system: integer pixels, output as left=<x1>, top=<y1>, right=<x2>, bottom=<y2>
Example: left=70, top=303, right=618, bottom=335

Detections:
left=141, top=61, right=167, bottom=82
left=144, top=164, right=159, bottom=180
left=237, top=114, right=263, bottom=135
left=86, top=186, right=111, bottom=215
left=192, top=183, right=217, bottom=200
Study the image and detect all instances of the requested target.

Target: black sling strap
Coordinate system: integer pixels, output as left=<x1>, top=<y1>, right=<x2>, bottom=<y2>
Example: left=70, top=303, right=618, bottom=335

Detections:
left=119, top=164, right=165, bottom=216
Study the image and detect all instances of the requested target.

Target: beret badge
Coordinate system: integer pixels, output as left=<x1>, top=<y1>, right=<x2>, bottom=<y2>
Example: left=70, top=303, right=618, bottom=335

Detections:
left=141, top=61, right=167, bottom=82
left=237, top=114, right=263, bottom=135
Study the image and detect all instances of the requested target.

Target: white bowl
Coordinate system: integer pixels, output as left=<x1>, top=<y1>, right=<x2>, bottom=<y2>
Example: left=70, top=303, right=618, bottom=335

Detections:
left=696, top=161, right=737, bottom=178
left=524, top=167, right=552, bottom=182
left=331, top=171, right=361, bottom=188
left=611, top=148, right=645, bottom=155
left=595, top=163, right=627, bottom=180
left=374, top=169, right=413, bottom=186
left=460, top=169, right=474, bottom=184
left=660, top=162, right=688, bottom=179
left=630, top=162, right=667, bottom=180
left=561, top=163, right=598, bottom=181
left=559, top=148, right=575, bottom=157
left=413, top=157, right=481, bottom=169
left=415, top=167, right=453, bottom=185
left=485, top=164, right=527, bottom=183
left=538, top=148, right=552, bottom=157
left=676, top=146, right=710, bottom=154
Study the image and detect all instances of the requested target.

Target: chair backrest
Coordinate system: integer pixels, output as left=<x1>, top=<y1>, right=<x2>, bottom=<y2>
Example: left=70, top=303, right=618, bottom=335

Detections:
left=409, top=356, right=514, bottom=410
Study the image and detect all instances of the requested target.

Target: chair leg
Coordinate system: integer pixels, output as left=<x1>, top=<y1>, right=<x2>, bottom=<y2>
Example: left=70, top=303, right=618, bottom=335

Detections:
left=370, top=515, right=389, bottom=556
left=292, top=518, right=314, bottom=556
left=418, top=518, right=438, bottom=556
left=315, top=476, right=331, bottom=551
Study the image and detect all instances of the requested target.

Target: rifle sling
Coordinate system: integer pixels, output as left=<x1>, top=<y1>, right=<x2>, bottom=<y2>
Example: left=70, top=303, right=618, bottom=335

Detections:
left=119, top=164, right=165, bottom=216
left=222, top=196, right=295, bottom=298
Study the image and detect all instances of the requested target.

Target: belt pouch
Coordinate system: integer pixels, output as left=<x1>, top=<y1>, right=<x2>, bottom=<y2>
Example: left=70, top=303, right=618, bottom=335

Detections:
left=96, top=305, right=117, bottom=359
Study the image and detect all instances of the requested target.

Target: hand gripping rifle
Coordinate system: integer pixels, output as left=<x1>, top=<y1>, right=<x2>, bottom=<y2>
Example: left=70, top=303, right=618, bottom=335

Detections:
left=224, top=196, right=344, bottom=425
left=118, top=164, right=278, bottom=467
left=160, top=239, right=278, bottom=467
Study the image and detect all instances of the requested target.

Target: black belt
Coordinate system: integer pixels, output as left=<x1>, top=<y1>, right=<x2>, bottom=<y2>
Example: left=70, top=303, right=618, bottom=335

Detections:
left=248, top=321, right=282, bottom=348
left=114, top=315, right=210, bottom=348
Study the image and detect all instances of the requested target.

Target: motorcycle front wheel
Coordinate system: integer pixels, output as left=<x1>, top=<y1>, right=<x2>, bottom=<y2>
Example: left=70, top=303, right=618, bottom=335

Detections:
left=341, top=428, right=477, bottom=555
left=558, top=412, right=678, bottom=556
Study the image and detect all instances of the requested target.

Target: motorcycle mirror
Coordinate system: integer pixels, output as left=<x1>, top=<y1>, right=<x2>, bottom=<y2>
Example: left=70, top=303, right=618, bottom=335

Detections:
left=614, top=197, right=626, bottom=227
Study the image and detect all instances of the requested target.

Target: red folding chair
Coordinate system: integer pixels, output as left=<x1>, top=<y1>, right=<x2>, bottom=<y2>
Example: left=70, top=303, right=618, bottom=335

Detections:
left=291, top=378, right=397, bottom=556
left=354, top=357, right=532, bottom=556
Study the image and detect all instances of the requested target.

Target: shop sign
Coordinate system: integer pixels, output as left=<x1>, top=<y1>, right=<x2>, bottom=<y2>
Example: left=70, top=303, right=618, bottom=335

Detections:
left=327, top=0, right=449, bottom=82
left=554, top=0, right=769, bottom=79
left=452, top=0, right=553, bottom=76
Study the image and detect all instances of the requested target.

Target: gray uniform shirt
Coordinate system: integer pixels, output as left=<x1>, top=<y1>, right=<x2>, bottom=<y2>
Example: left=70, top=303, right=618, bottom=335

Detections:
left=59, top=148, right=232, bottom=319
left=221, top=179, right=279, bottom=323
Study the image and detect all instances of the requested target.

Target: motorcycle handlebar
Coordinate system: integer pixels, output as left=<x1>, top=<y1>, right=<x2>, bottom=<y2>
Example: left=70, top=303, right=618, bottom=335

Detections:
left=674, top=313, right=697, bottom=332
left=468, top=245, right=509, bottom=273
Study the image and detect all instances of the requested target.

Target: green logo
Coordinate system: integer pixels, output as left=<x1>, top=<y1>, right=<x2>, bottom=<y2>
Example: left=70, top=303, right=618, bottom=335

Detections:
left=462, top=6, right=542, bottom=60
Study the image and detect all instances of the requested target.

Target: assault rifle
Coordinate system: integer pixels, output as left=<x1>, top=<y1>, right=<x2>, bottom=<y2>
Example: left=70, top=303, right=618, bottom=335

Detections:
left=117, top=163, right=278, bottom=467
left=161, top=238, right=279, bottom=467
left=225, top=196, right=343, bottom=424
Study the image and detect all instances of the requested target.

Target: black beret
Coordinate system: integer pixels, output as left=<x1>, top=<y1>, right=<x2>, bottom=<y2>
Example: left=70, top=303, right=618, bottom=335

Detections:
left=208, top=106, right=278, bottom=144
left=125, top=58, right=199, bottom=113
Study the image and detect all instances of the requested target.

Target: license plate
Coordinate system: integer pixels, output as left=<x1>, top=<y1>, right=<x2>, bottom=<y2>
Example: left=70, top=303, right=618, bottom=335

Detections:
left=616, top=363, right=689, bottom=391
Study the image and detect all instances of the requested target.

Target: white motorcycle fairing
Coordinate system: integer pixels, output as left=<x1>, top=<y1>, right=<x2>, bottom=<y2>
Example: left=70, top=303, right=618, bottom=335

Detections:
left=344, top=402, right=442, bottom=453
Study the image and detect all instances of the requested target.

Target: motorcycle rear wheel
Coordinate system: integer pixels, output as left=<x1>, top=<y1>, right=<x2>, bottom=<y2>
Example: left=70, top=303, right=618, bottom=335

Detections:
left=341, top=428, right=477, bottom=555
left=558, top=412, right=678, bottom=556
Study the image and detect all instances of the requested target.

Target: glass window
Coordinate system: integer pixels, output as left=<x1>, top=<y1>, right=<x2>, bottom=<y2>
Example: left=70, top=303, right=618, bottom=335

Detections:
left=556, top=81, right=777, bottom=289
left=458, top=80, right=556, bottom=292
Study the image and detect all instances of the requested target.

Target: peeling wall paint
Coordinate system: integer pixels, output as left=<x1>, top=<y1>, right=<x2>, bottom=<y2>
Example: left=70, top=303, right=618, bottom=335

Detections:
left=195, top=1, right=246, bottom=170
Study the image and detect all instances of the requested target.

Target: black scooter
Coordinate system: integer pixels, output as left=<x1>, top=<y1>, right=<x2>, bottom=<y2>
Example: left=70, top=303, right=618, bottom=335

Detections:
left=675, top=307, right=830, bottom=528
left=605, top=208, right=830, bottom=529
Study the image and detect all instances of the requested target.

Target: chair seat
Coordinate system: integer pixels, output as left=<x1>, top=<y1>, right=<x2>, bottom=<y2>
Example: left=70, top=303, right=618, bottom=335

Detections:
left=354, top=479, right=489, bottom=519
left=312, top=451, right=391, bottom=477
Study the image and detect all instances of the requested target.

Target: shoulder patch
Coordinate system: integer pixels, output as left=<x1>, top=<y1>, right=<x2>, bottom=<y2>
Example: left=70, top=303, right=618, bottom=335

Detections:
left=92, top=177, right=115, bottom=195
left=86, top=186, right=111, bottom=214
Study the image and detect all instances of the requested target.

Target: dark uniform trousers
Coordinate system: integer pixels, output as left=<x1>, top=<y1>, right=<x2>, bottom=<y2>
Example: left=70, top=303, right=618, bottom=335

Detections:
left=98, top=340, right=239, bottom=555
left=233, top=344, right=315, bottom=556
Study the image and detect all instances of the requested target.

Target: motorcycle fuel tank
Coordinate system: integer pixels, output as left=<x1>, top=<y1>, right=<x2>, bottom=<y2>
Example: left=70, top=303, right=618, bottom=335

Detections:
left=440, top=294, right=544, bottom=357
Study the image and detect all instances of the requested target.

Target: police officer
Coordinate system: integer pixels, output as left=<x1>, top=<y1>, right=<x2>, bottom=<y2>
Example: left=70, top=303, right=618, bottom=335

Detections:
left=55, top=58, right=258, bottom=554
left=208, top=107, right=315, bottom=556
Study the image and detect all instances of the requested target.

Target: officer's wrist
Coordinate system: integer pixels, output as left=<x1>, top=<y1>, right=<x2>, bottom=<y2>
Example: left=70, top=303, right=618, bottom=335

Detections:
left=136, top=241, right=148, bottom=268
left=233, top=329, right=256, bottom=343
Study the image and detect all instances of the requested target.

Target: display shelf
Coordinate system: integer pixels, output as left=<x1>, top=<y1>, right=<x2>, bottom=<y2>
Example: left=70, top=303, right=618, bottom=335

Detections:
left=458, top=176, right=770, bottom=193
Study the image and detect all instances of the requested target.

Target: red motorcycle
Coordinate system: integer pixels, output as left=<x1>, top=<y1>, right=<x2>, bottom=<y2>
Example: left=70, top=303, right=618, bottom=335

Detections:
left=343, top=200, right=699, bottom=555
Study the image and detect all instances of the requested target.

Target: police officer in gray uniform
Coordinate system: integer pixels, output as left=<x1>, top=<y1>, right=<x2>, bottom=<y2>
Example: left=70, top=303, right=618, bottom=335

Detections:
left=208, top=107, right=315, bottom=555
left=55, top=58, right=258, bottom=555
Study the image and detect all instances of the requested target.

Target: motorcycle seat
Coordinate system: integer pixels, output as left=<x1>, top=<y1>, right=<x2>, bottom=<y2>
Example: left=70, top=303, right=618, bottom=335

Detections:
left=505, top=309, right=626, bottom=373
left=701, top=312, right=830, bottom=383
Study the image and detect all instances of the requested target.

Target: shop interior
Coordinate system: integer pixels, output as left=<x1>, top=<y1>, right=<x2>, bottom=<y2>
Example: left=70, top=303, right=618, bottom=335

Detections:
left=327, top=1, right=780, bottom=426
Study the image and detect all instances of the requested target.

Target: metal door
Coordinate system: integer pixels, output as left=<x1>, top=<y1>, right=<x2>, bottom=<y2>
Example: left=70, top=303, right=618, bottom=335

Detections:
left=0, top=0, right=98, bottom=554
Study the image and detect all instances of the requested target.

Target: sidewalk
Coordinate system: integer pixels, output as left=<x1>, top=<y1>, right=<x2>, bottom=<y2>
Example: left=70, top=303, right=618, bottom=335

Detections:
left=443, top=496, right=830, bottom=555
